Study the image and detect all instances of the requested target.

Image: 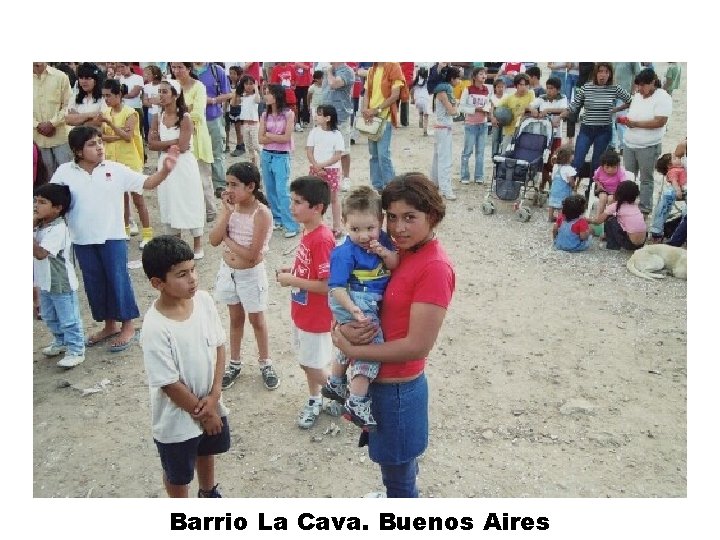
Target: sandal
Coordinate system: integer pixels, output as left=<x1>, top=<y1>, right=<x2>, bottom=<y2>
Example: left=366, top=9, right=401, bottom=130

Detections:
left=107, top=332, right=137, bottom=353
left=86, top=330, right=121, bottom=347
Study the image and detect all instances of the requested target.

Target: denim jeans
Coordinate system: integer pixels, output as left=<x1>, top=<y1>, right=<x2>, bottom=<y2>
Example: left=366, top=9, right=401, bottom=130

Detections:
left=649, top=187, right=678, bottom=236
left=261, top=150, right=298, bottom=233
left=461, top=123, right=487, bottom=181
left=667, top=214, right=687, bottom=246
left=431, top=126, right=453, bottom=195
left=39, top=290, right=85, bottom=355
left=380, top=459, right=420, bottom=498
left=369, top=123, right=395, bottom=191
left=206, top=117, right=227, bottom=190
left=610, top=99, right=628, bottom=150
left=550, top=71, right=567, bottom=90
left=623, top=143, right=662, bottom=213
left=564, top=73, right=579, bottom=103
left=328, top=290, right=382, bottom=380
left=572, top=124, right=613, bottom=177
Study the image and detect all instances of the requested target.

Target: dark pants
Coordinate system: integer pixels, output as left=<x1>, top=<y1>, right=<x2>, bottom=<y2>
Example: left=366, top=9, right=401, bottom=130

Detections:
left=667, top=215, right=687, bottom=247
left=400, top=101, right=410, bottom=127
left=295, top=86, right=310, bottom=124
left=605, top=216, right=644, bottom=251
left=572, top=124, right=612, bottom=177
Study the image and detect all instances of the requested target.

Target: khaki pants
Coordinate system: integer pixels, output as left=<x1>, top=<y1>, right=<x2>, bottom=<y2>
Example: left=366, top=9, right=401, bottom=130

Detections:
left=198, top=161, right=216, bottom=220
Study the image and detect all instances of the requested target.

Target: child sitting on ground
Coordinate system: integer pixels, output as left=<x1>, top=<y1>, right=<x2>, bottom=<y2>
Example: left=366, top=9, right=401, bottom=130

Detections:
left=547, top=146, right=577, bottom=222
left=648, top=152, right=687, bottom=242
left=33, top=183, right=86, bottom=368
left=552, top=194, right=591, bottom=252
left=140, top=235, right=230, bottom=498
left=587, top=180, right=646, bottom=251
left=592, top=149, right=626, bottom=218
left=322, top=187, right=398, bottom=431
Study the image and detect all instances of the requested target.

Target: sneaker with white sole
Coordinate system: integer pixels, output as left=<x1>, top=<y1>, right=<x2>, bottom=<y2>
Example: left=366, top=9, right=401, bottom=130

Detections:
left=42, top=342, right=66, bottom=357
left=139, top=238, right=150, bottom=250
left=57, top=354, right=85, bottom=368
left=343, top=397, right=377, bottom=432
left=198, top=484, right=222, bottom=498
left=193, top=250, right=205, bottom=260
left=321, top=381, right=348, bottom=404
left=341, top=177, right=352, bottom=192
left=294, top=123, right=304, bottom=133
left=128, top=221, right=139, bottom=236
left=442, top=191, right=457, bottom=201
left=298, top=400, right=322, bottom=429
left=284, top=230, right=298, bottom=239
left=260, top=364, right=280, bottom=390
left=273, top=223, right=283, bottom=231
left=222, top=362, right=243, bottom=390
left=364, top=491, right=387, bottom=498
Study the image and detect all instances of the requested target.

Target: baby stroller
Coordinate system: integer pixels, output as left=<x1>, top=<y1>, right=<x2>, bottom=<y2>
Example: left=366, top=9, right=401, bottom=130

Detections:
left=482, top=116, right=554, bottom=221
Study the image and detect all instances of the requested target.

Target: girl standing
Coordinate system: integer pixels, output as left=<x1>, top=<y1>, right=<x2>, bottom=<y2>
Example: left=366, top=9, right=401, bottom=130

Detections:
left=235, top=75, right=263, bottom=165
left=431, top=66, right=461, bottom=201
left=411, top=67, right=430, bottom=135
left=209, top=162, right=278, bottom=391
left=148, top=79, right=206, bottom=259
left=259, top=84, right=299, bottom=238
left=306, top=104, right=345, bottom=238
left=142, top=65, right=163, bottom=143
left=226, top=65, right=244, bottom=156
left=547, top=146, right=577, bottom=222
left=66, top=62, right=105, bottom=129
left=588, top=180, right=646, bottom=251
left=100, top=79, right=153, bottom=249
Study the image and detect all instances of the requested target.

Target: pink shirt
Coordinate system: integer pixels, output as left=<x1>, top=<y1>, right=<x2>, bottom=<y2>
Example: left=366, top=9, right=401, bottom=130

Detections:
left=593, top=166, right=626, bottom=194
left=604, top=202, right=647, bottom=234
left=667, top=166, right=687, bottom=188
left=262, top=110, right=294, bottom=152
left=227, top=206, right=272, bottom=255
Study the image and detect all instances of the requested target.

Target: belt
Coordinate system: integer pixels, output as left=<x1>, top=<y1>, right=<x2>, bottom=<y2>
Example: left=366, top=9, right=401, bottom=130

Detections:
left=264, top=149, right=289, bottom=154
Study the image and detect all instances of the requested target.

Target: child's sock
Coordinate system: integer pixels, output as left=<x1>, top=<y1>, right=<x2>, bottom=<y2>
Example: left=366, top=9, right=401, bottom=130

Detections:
left=141, top=227, right=153, bottom=241
left=125, top=225, right=131, bottom=237
left=258, top=358, right=272, bottom=368
left=309, top=395, right=322, bottom=406
left=348, top=393, right=369, bottom=403
left=229, top=359, right=242, bottom=368
left=329, top=375, right=346, bottom=386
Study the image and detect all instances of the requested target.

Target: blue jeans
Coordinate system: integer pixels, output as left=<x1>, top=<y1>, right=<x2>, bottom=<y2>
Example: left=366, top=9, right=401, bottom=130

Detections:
left=261, top=150, right=298, bottom=233
left=572, top=124, right=613, bottom=176
left=550, top=71, right=567, bottom=90
left=667, top=214, right=687, bottom=246
left=649, top=188, right=679, bottom=236
left=369, top=123, right=395, bottom=191
left=381, top=459, right=420, bottom=498
left=206, top=117, right=227, bottom=190
left=328, top=290, right=382, bottom=380
left=431, top=126, right=453, bottom=194
left=74, top=240, right=140, bottom=322
left=39, top=290, right=85, bottom=355
left=460, top=123, right=488, bottom=181
left=564, top=73, right=579, bottom=103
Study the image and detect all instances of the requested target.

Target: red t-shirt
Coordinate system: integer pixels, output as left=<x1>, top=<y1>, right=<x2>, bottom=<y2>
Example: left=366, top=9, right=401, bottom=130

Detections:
left=556, top=214, right=590, bottom=234
left=378, top=239, right=455, bottom=379
left=294, top=62, right=312, bottom=87
left=245, top=62, right=262, bottom=83
left=290, top=224, right=335, bottom=332
left=270, top=64, right=297, bottom=104
left=347, top=62, right=362, bottom=99
left=400, top=62, right=415, bottom=85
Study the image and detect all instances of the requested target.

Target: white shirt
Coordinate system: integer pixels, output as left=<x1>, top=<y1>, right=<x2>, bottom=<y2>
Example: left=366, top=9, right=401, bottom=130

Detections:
left=531, top=95, right=568, bottom=138
left=67, top=96, right=104, bottom=115
left=33, top=217, right=79, bottom=292
left=306, top=127, right=345, bottom=169
left=119, top=73, right=144, bottom=108
left=239, top=93, right=261, bottom=121
left=143, top=83, right=161, bottom=115
left=141, top=291, right=228, bottom=444
left=50, top=161, right=145, bottom=245
left=624, top=88, right=673, bottom=148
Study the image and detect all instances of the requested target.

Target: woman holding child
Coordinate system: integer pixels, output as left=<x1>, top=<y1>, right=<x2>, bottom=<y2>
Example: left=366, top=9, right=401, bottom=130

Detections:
left=332, top=173, right=456, bottom=498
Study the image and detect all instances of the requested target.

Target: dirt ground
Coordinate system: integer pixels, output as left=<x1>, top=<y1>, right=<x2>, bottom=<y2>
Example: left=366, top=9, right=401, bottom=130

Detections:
left=32, top=63, right=686, bottom=498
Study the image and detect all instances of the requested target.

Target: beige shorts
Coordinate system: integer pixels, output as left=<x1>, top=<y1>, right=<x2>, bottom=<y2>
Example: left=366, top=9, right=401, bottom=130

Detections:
left=213, top=260, right=268, bottom=313
left=339, top=119, right=351, bottom=156
left=292, top=324, right=332, bottom=369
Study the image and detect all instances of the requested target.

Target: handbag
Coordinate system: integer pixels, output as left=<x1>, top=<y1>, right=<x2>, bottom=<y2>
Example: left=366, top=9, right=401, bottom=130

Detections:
left=355, top=115, right=387, bottom=142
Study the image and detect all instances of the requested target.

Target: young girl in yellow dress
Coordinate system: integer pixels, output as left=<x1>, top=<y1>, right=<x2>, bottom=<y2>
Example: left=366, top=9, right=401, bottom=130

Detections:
left=100, top=79, right=153, bottom=248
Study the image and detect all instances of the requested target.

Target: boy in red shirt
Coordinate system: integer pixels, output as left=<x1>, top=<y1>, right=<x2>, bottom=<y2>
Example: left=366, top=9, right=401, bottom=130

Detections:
left=276, top=177, right=336, bottom=428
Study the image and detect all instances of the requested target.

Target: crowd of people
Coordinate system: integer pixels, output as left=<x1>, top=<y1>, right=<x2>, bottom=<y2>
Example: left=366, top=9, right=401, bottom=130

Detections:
left=33, top=61, right=684, bottom=499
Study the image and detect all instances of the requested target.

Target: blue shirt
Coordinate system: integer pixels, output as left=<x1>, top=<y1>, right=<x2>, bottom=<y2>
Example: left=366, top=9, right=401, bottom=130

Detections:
left=321, top=64, right=355, bottom=123
left=328, top=231, right=395, bottom=294
left=197, top=63, right=231, bottom=121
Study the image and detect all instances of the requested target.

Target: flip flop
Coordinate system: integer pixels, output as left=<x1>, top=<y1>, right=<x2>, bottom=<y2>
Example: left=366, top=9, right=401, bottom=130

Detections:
left=85, top=330, right=121, bottom=347
left=107, top=333, right=137, bottom=353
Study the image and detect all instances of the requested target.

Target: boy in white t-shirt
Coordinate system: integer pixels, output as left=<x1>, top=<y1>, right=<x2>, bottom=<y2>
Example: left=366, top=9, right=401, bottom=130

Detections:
left=33, top=183, right=86, bottom=368
left=140, top=235, right=230, bottom=498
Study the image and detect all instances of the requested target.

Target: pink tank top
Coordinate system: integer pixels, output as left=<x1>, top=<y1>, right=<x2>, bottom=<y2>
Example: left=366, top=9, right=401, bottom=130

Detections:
left=262, top=110, right=294, bottom=151
left=227, top=206, right=272, bottom=255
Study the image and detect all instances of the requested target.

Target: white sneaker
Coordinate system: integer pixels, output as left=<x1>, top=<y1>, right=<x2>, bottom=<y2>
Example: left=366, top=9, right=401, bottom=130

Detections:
left=341, top=177, right=352, bottom=192
left=298, top=400, right=322, bottom=429
left=128, top=221, right=139, bottom=236
left=138, top=238, right=150, bottom=250
left=42, top=343, right=66, bottom=357
left=193, top=250, right=205, bottom=260
left=363, top=491, right=387, bottom=498
left=284, top=230, right=298, bottom=239
left=57, top=354, right=85, bottom=368
left=443, top=191, right=457, bottom=201
left=294, top=123, right=304, bottom=133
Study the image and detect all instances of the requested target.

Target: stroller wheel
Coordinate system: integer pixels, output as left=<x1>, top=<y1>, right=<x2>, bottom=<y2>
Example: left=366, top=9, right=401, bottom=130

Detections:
left=538, top=193, right=547, bottom=207
left=482, top=202, right=495, bottom=215
left=516, top=207, right=532, bottom=222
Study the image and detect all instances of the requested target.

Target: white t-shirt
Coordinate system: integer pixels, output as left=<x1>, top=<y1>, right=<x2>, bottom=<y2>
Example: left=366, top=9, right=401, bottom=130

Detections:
left=531, top=95, right=568, bottom=139
left=67, top=96, right=104, bottom=115
left=33, top=217, right=79, bottom=292
left=50, top=161, right=145, bottom=245
left=239, top=93, right=260, bottom=121
left=119, top=73, right=144, bottom=108
left=306, top=127, right=345, bottom=169
left=143, top=83, right=161, bottom=115
left=624, top=88, right=673, bottom=148
left=553, top=164, right=577, bottom=184
left=141, top=290, right=228, bottom=444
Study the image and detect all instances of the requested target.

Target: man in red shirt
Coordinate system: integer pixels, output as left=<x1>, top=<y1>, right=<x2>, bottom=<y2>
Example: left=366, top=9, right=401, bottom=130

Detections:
left=399, top=62, right=415, bottom=127
left=270, top=62, right=301, bottom=132
left=294, top=62, right=313, bottom=128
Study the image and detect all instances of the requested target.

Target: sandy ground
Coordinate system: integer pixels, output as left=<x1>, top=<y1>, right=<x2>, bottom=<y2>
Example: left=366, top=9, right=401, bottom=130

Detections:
left=32, top=63, right=686, bottom=498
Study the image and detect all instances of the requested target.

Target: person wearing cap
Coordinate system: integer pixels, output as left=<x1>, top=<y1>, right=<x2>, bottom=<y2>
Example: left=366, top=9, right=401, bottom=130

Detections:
left=621, top=68, right=673, bottom=215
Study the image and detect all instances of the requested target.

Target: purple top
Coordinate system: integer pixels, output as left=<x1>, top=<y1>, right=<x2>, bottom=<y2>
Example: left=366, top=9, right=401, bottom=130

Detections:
left=198, top=64, right=230, bottom=121
left=262, top=110, right=294, bottom=152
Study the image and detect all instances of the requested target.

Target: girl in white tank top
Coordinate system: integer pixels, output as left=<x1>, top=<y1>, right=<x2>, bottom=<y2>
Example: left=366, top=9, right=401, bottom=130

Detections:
left=209, top=162, right=279, bottom=391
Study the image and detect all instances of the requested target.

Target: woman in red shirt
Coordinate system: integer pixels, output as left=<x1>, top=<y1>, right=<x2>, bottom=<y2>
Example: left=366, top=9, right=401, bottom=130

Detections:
left=333, top=173, right=456, bottom=498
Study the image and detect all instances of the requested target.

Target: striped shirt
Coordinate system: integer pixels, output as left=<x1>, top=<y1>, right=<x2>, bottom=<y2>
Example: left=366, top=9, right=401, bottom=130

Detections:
left=569, top=83, right=631, bottom=126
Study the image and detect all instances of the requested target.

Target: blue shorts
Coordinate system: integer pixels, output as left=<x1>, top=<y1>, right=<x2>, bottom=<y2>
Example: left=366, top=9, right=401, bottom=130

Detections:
left=154, top=416, right=231, bottom=486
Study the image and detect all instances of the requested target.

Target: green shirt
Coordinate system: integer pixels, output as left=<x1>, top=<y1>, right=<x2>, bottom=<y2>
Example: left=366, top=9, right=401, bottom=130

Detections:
left=665, top=64, right=682, bottom=93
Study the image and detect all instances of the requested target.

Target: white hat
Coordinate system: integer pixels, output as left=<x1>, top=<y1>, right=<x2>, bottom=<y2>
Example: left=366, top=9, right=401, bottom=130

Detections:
left=166, top=78, right=181, bottom=95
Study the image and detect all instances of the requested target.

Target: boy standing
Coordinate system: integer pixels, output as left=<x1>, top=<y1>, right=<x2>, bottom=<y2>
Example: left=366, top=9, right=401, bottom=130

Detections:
left=33, top=184, right=85, bottom=368
left=276, top=177, right=336, bottom=429
left=140, top=236, right=230, bottom=498
left=493, top=73, right=535, bottom=151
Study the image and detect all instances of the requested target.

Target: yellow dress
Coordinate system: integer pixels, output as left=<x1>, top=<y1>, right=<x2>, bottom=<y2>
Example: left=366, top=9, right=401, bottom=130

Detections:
left=182, top=80, right=213, bottom=164
left=102, top=105, right=144, bottom=172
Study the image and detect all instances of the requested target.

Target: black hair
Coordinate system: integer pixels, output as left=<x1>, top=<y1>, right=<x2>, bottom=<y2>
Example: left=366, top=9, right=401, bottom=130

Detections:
left=142, top=235, right=195, bottom=281
left=226, top=162, right=269, bottom=206
left=34, top=183, right=71, bottom=216
left=471, top=66, right=486, bottom=80
left=55, top=62, right=77, bottom=88
left=159, top=80, right=188, bottom=128
left=613, top=180, right=640, bottom=214
left=592, top=62, right=614, bottom=85
left=290, top=176, right=330, bottom=215
left=228, top=65, right=243, bottom=79
left=265, top=84, right=287, bottom=114
left=170, top=62, right=199, bottom=80
left=68, top=126, right=102, bottom=163
left=635, top=68, right=657, bottom=86
left=493, top=78, right=506, bottom=90
left=413, top=67, right=428, bottom=88
left=655, top=153, right=673, bottom=176
left=75, top=62, right=104, bottom=104
left=381, top=172, right=446, bottom=228
left=561, top=194, right=586, bottom=221
left=312, top=70, right=323, bottom=82
left=440, top=66, right=461, bottom=82
left=600, top=149, right=621, bottom=168
left=546, top=76, right=562, bottom=91
left=526, top=66, right=542, bottom=79
left=103, top=78, right=127, bottom=97
left=237, top=75, right=256, bottom=95
left=144, top=64, right=163, bottom=83
left=34, top=142, right=48, bottom=186
left=316, top=104, right=338, bottom=131
left=513, top=73, right=530, bottom=86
